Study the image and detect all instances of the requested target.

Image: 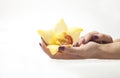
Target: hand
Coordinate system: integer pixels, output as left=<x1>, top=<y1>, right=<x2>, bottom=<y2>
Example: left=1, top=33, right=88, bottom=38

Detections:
left=40, top=40, right=101, bottom=59
left=40, top=37, right=85, bottom=59
left=39, top=31, right=113, bottom=59
left=39, top=42, right=84, bottom=59
left=74, top=31, right=113, bottom=47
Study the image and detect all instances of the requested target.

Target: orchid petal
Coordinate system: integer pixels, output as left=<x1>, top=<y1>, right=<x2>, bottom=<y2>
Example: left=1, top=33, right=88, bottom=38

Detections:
left=47, top=45, right=59, bottom=55
left=68, top=27, right=83, bottom=43
left=54, top=19, right=68, bottom=33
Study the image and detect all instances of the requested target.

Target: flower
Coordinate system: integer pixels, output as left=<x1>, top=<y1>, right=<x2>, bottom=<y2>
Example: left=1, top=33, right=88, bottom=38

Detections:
left=37, top=19, right=83, bottom=55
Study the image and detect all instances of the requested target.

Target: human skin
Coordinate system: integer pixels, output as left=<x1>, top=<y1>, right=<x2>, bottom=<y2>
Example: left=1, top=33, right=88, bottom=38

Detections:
left=40, top=31, right=120, bottom=59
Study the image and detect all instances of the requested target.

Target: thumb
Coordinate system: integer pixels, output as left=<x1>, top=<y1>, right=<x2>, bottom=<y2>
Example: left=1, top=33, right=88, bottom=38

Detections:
left=58, top=45, right=83, bottom=55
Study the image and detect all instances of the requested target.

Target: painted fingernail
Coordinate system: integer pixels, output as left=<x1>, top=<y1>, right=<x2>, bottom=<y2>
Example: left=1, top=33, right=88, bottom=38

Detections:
left=41, top=37, right=43, bottom=40
left=73, top=45, right=76, bottom=47
left=101, top=41, right=107, bottom=44
left=58, top=46, right=65, bottom=51
left=92, top=36, right=98, bottom=40
left=76, top=42, right=80, bottom=47
left=39, top=43, right=42, bottom=46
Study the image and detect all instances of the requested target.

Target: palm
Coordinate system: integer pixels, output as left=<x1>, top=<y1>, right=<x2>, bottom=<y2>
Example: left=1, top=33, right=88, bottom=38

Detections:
left=40, top=41, right=99, bottom=59
left=40, top=42, right=82, bottom=59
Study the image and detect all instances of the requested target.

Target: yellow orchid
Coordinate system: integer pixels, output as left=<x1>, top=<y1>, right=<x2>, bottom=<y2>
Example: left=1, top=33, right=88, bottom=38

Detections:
left=37, top=19, right=83, bottom=55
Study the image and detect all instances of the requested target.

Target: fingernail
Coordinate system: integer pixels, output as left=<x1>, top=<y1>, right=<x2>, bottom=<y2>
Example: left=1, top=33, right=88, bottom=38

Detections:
left=101, top=41, right=107, bottom=44
left=76, top=42, right=80, bottom=47
left=73, top=42, right=79, bottom=47
left=41, top=37, right=43, bottom=40
left=39, top=43, right=42, bottom=46
left=92, top=36, right=98, bottom=40
left=58, top=46, right=65, bottom=51
left=73, top=44, right=75, bottom=47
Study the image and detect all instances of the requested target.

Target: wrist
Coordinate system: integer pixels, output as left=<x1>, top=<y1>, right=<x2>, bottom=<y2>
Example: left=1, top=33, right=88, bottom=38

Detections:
left=97, top=43, right=120, bottom=59
left=93, top=44, right=113, bottom=59
left=97, top=44, right=109, bottom=59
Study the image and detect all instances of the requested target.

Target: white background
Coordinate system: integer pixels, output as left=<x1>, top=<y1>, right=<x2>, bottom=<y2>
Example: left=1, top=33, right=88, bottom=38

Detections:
left=0, top=0, right=120, bottom=78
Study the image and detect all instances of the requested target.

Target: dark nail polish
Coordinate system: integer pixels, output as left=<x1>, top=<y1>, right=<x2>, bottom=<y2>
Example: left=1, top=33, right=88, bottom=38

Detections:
left=59, top=46, right=65, bottom=51
left=92, top=36, right=98, bottom=40
left=101, top=41, right=107, bottom=44
left=75, top=42, right=79, bottom=46
left=41, top=37, right=43, bottom=40
left=39, top=43, right=42, bottom=46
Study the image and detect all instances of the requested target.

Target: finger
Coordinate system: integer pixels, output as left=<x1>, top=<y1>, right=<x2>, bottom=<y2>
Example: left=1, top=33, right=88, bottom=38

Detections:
left=58, top=45, right=82, bottom=56
left=41, top=37, right=48, bottom=45
left=78, top=37, right=85, bottom=45
left=40, top=43, right=84, bottom=59
left=84, top=34, right=94, bottom=43
left=92, top=34, right=103, bottom=43
left=93, top=34, right=113, bottom=43
left=73, top=42, right=79, bottom=47
left=91, top=35, right=99, bottom=41
left=73, top=31, right=99, bottom=46
left=84, top=31, right=99, bottom=43
left=73, top=36, right=85, bottom=47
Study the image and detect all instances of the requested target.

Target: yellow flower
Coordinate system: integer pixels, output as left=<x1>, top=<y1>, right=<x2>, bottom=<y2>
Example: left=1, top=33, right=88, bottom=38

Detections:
left=37, top=19, right=83, bottom=55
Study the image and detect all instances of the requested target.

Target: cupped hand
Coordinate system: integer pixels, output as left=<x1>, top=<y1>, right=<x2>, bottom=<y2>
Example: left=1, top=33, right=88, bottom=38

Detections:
left=39, top=42, right=83, bottom=59
left=40, top=40, right=100, bottom=59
